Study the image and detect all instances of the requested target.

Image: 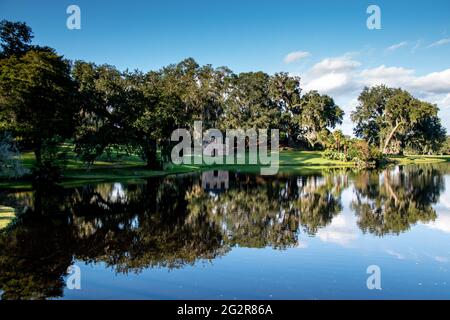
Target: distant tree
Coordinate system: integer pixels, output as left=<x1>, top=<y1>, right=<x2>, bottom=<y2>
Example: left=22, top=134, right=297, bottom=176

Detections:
left=351, top=85, right=393, bottom=147
left=0, top=50, right=78, bottom=171
left=439, top=136, right=450, bottom=155
left=72, top=61, right=145, bottom=165
left=331, top=130, right=346, bottom=153
left=0, top=20, right=33, bottom=58
left=131, top=58, right=233, bottom=167
left=293, top=91, right=344, bottom=148
left=406, top=115, right=446, bottom=154
left=195, top=64, right=233, bottom=128
left=136, top=69, right=188, bottom=167
left=352, top=85, right=446, bottom=154
left=268, top=72, right=302, bottom=146
left=220, top=72, right=281, bottom=130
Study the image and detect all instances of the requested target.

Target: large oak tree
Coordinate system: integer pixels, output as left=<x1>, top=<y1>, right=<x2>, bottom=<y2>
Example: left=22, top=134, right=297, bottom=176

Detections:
left=351, top=85, right=446, bottom=154
left=0, top=49, right=78, bottom=169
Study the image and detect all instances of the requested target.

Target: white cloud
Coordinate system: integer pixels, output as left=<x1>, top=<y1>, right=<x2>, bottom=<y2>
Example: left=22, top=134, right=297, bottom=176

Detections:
left=435, top=256, right=449, bottom=263
left=411, top=69, right=450, bottom=94
left=316, top=214, right=358, bottom=246
left=386, top=249, right=405, bottom=260
left=436, top=94, right=450, bottom=108
left=299, top=54, right=450, bottom=135
left=424, top=186, right=450, bottom=233
left=304, top=73, right=353, bottom=94
left=427, top=38, right=450, bottom=48
left=309, top=56, right=361, bottom=76
left=302, top=55, right=361, bottom=96
left=427, top=94, right=449, bottom=107
left=284, top=51, right=310, bottom=64
left=386, top=41, right=408, bottom=51
left=305, top=60, right=450, bottom=97
left=359, top=65, right=414, bottom=88
left=358, top=66, right=450, bottom=95
left=296, top=241, right=308, bottom=249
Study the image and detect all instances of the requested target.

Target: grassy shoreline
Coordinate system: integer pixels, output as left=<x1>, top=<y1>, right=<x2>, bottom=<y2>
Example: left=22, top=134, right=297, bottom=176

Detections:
left=0, top=205, right=15, bottom=230
left=1, top=150, right=450, bottom=190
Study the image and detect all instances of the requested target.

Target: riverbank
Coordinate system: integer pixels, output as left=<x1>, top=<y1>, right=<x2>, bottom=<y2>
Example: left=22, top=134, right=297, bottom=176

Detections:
left=1, top=150, right=450, bottom=189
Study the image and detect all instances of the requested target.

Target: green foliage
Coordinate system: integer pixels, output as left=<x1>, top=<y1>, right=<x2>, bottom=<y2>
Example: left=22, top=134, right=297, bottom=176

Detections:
left=220, top=71, right=281, bottom=130
left=322, top=150, right=352, bottom=162
left=268, top=72, right=302, bottom=146
left=0, top=49, right=78, bottom=174
left=292, top=91, right=344, bottom=148
left=350, top=140, right=385, bottom=169
left=73, top=58, right=234, bottom=168
left=72, top=61, right=145, bottom=165
left=0, top=20, right=33, bottom=58
left=406, top=115, right=446, bottom=154
left=323, top=132, right=385, bottom=168
left=439, top=136, right=450, bottom=155
left=351, top=85, right=446, bottom=154
left=30, top=137, right=69, bottom=182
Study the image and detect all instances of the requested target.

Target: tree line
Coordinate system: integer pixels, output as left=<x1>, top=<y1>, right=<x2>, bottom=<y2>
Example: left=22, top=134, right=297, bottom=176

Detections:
left=0, top=20, right=447, bottom=177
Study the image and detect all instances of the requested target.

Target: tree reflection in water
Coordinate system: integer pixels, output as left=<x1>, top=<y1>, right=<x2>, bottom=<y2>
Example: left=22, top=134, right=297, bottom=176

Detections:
left=352, top=165, right=444, bottom=236
left=0, top=165, right=445, bottom=299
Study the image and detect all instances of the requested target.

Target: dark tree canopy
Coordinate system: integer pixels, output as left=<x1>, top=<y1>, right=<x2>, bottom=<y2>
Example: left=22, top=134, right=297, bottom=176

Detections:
left=220, top=71, right=281, bottom=130
left=0, top=20, right=33, bottom=58
left=72, top=61, right=146, bottom=165
left=0, top=50, right=78, bottom=169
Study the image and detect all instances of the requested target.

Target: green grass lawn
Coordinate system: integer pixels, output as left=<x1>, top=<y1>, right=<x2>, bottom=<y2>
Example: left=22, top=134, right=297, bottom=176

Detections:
left=0, top=206, right=15, bottom=230
left=2, top=148, right=450, bottom=189
left=389, top=154, right=450, bottom=164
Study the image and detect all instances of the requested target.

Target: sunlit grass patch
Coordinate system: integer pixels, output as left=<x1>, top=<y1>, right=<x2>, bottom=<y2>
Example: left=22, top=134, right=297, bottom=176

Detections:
left=390, top=155, right=450, bottom=165
left=0, top=205, right=15, bottom=230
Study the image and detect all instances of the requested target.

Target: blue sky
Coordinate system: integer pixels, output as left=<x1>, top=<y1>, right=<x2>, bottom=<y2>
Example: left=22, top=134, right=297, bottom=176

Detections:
left=1, top=0, right=450, bottom=134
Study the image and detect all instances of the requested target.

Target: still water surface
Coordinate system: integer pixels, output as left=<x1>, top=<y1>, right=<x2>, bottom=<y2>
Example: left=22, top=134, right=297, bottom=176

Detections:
left=1, top=164, right=450, bottom=299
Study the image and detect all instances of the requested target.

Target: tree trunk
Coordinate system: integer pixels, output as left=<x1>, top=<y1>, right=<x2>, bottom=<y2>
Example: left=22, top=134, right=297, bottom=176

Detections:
left=383, top=171, right=399, bottom=206
left=382, top=121, right=402, bottom=154
left=287, top=133, right=295, bottom=148
left=144, top=139, right=161, bottom=170
left=287, top=127, right=296, bottom=148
